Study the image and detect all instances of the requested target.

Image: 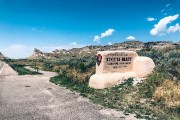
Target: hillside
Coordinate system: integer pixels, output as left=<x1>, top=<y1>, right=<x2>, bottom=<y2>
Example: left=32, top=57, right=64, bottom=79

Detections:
left=0, top=52, right=7, bottom=60
left=7, top=40, right=180, bottom=119
left=28, top=40, right=179, bottom=59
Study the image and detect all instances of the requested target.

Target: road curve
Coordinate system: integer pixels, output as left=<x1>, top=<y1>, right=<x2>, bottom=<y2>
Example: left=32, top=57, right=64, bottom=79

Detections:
left=0, top=63, right=137, bottom=120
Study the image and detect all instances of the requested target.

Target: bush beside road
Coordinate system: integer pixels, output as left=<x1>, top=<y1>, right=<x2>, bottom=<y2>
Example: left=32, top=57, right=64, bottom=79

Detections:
left=6, top=46, right=180, bottom=120
left=0, top=60, right=127, bottom=120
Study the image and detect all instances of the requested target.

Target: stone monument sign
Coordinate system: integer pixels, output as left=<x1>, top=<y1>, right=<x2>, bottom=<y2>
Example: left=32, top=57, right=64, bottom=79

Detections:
left=96, top=51, right=138, bottom=73
left=89, top=51, right=155, bottom=89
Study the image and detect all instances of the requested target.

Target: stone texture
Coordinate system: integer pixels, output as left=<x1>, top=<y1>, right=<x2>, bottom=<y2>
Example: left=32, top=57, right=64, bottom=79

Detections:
left=28, top=48, right=44, bottom=59
left=89, top=51, right=155, bottom=89
left=96, top=51, right=138, bottom=74
left=89, top=72, right=136, bottom=89
left=133, top=56, right=155, bottom=77
left=0, top=52, right=7, bottom=60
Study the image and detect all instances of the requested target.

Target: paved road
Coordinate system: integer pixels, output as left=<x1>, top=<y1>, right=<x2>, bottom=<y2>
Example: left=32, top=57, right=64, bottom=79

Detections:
left=0, top=61, right=3, bottom=73
left=0, top=63, right=137, bottom=120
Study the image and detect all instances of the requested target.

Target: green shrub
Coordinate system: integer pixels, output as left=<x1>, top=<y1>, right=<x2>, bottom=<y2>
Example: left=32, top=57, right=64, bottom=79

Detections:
left=138, top=71, right=167, bottom=98
left=138, top=49, right=180, bottom=80
left=76, top=62, right=87, bottom=72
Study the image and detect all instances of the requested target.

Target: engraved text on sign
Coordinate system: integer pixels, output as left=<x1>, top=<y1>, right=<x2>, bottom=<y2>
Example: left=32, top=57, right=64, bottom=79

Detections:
left=104, top=52, right=135, bottom=72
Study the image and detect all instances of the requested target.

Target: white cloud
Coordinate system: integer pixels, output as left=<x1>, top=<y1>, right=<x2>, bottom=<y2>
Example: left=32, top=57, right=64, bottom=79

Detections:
left=166, top=4, right=170, bottom=7
left=69, top=42, right=85, bottom=48
left=1, top=44, right=32, bottom=59
left=70, top=42, right=77, bottom=46
left=161, top=9, right=165, bottom=13
left=101, top=29, right=115, bottom=38
left=126, top=36, right=136, bottom=40
left=8, top=44, right=26, bottom=50
left=163, top=13, right=167, bottom=16
left=93, top=28, right=115, bottom=43
left=150, top=14, right=179, bottom=36
left=147, top=17, right=157, bottom=22
left=108, top=42, right=112, bottom=45
left=93, top=35, right=101, bottom=42
left=167, top=23, right=180, bottom=33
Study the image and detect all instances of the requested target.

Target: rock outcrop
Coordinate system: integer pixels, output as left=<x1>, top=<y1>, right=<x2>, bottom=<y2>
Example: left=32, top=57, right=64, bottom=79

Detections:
left=28, top=48, right=45, bottom=59
left=0, top=52, right=6, bottom=60
left=27, top=41, right=179, bottom=59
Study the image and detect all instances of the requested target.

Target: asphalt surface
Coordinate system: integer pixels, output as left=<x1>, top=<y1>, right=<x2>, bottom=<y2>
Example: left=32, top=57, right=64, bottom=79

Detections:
left=0, top=63, right=137, bottom=120
left=0, top=61, right=3, bottom=72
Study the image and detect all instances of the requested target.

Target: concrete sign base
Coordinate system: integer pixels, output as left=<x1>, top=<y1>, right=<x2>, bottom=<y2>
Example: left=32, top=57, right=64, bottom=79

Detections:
left=89, top=51, right=155, bottom=89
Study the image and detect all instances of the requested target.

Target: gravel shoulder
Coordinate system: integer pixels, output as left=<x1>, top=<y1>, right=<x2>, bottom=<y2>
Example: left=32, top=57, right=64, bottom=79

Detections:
left=0, top=63, right=138, bottom=120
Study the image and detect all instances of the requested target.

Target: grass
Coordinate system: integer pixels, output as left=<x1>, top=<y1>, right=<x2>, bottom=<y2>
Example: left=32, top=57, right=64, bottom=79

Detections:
left=153, top=80, right=180, bottom=108
left=11, top=64, right=41, bottom=75
left=5, top=46, right=180, bottom=119
left=50, top=75, right=180, bottom=119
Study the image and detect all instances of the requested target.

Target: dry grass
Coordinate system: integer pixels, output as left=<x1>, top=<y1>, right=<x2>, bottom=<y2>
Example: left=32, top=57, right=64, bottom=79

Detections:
left=53, top=65, right=67, bottom=72
left=66, top=66, right=95, bottom=82
left=153, top=80, right=180, bottom=107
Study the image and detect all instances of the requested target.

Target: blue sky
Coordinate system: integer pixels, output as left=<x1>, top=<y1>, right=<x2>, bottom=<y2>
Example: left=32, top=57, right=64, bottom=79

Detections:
left=0, top=0, right=180, bottom=58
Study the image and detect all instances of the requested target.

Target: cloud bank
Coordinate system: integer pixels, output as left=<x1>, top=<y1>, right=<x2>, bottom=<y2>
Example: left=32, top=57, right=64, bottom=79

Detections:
left=1, top=44, right=32, bottom=59
left=167, top=23, right=180, bottom=33
left=150, top=14, right=180, bottom=36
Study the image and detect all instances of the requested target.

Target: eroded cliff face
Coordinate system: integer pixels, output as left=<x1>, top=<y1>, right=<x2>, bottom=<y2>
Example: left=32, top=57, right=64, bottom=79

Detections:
left=28, top=48, right=45, bottom=59
left=0, top=52, right=6, bottom=60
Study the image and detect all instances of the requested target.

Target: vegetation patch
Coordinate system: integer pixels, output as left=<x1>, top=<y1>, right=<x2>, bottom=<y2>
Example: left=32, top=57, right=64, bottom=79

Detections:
left=153, top=80, right=180, bottom=108
left=3, top=59, right=42, bottom=75
left=50, top=74, right=178, bottom=119
left=5, top=45, right=180, bottom=119
left=12, top=64, right=41, bottom=75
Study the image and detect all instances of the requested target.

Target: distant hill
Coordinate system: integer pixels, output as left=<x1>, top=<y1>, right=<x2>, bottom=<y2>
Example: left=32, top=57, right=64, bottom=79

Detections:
left=0, top=52, right=7, bottom=60
left=28, top=48, right=44, bottom=59
left=28, top=40, right=180, bottom=59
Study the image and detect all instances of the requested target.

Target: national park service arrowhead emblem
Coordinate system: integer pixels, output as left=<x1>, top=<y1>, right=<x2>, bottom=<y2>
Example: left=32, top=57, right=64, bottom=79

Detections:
left=96, top=54, right=102, bottom=66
